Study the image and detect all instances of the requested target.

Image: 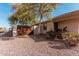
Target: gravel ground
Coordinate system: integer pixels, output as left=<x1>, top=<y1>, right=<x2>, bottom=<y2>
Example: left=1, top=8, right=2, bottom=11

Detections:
left=0, top=35, right=79, bottom=56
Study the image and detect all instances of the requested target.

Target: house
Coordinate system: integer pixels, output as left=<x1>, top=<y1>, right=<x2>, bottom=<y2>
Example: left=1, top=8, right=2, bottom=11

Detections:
left=32, top=20, right=54, bottom=35
left=12, top=24, right=33, bottom=36
left=17, top=25, right=32, bottom=35
left=53, top=10, right=79, bottom=33
left=33, top=10, right=79, bottom=35
left=12, top=10, right=79, bottom=36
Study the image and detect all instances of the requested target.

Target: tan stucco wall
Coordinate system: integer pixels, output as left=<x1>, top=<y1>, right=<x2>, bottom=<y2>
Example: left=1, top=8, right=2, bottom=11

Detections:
left=43, top=21, right=54, bottom=34
left=47, top=21, right=54, bottom=32
left=58, top=19, right=79, bottom=33
left=33, top=21, right=54, bottom=35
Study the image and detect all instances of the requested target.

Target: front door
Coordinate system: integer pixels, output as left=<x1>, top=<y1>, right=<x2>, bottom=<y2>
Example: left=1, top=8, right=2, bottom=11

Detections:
left=54, top=22, right=58, bottom=32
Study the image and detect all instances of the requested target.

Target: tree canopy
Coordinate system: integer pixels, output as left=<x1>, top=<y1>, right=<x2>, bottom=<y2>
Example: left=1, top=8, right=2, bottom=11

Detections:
left=9, top=3, right=59, bottom=25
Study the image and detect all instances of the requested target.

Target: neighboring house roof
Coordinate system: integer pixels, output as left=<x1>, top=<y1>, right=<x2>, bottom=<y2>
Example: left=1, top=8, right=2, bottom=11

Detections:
left=0, top=27, right=4, bottom=33
left=53, top=10, right=79, bottom=22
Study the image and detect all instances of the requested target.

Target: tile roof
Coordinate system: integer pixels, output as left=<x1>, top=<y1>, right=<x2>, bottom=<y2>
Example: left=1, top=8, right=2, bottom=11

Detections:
left=53, top=10, right=79, bottom=22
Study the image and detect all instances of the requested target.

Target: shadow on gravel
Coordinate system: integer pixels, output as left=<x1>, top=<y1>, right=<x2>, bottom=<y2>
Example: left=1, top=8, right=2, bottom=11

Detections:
left=29, top=34, right=54, bottom=42
left=29, top=35, right=68, bottom=49
left=0, top=30, right=15, bottom=41
left=1, top=37, right=15, bottom=41
left=48, top=41, right=68, bottom=49
left=1, top=30, right=13, bottom=37
left=50, top=45, right=67, bottom=49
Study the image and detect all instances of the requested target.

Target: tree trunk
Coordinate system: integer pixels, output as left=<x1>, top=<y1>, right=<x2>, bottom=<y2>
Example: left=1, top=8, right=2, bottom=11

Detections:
left=39, top=14, right=43, bottom=34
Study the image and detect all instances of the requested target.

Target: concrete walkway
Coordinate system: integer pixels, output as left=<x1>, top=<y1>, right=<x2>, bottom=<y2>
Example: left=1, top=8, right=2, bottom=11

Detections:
left=0, top=36, right=79, bottom=56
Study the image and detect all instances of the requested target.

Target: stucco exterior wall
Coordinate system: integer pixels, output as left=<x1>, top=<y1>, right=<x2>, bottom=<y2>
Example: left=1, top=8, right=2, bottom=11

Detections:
left=58, top=19, right=79, bottom=33
left=42, top=21, right=54, bottom=34
left=33, top=21, right=54, bottom=35
left=47, top=21, right=54, bottom=32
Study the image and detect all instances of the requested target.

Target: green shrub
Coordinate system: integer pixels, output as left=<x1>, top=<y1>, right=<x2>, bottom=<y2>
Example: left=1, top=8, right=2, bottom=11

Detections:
left=46, top=30, right=56, bottom=39
left=62, top=32, right=79, bottom=46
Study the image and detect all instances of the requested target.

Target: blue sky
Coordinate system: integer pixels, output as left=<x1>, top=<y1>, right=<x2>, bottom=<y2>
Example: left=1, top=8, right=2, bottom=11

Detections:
left=1, top=3, right=79, bottom=28
left=53, top=3, right=79, bottom=16
left=0, top=3, right=14, bottom=28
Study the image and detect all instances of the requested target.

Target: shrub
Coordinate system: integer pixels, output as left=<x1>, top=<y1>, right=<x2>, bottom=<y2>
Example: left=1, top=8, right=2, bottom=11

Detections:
left=46, top=30, right=56, bottom=39
left=62, top=32, right=79, bottom=46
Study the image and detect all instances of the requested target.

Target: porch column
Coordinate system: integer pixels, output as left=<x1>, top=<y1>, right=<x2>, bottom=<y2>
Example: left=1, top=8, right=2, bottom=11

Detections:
left=13, top=24, right=17, bottom=37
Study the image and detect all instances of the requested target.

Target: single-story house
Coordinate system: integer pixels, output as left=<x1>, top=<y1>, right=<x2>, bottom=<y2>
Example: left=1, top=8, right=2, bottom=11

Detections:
left=32, top=20, right=54, bottom=35
left=12, top=24, right=33, bottom=36
left=33, top=10, right=79, bottom=35
left=53, top=10, right=79, bottom=33
left=12, top=10, right=79, bottom=36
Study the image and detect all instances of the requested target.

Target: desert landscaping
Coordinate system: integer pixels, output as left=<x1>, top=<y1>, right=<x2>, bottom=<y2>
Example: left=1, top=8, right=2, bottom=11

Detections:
left=0, top=3, right=79, bottom=56
left=0, top=34, right=78, bottom=56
